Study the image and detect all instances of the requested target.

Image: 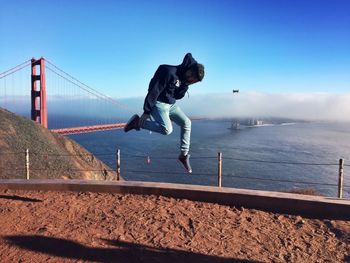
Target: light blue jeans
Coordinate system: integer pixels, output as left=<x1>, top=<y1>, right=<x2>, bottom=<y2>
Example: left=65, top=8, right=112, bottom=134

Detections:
left=142, top=101, right=191, bottom=155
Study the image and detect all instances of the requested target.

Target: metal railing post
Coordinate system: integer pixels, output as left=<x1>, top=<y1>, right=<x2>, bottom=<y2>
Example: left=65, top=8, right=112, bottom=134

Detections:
left=116, top=149, right=120, bottom=181
left=218, top=152, right=222, bottom=187
left=338, top=158, right=344, bottom=198
left=25, top=149, right=30, bottom=180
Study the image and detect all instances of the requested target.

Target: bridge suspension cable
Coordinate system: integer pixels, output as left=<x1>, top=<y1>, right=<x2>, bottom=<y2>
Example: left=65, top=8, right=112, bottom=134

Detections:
left=0, top=59, right=31, bottom=79
left=1, top=57, right=136, bottom=133
left=45, top=59, right=135, bottom=112
left=0, top=59, right=31, bottom=116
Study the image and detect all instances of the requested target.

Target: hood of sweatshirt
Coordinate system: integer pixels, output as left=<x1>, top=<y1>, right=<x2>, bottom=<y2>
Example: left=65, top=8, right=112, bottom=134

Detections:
left=176, top=53, right=198, bottom=80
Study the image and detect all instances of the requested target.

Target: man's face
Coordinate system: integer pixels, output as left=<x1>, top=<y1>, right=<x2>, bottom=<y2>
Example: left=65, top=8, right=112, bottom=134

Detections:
left=184, top=69, right=199, bottom=85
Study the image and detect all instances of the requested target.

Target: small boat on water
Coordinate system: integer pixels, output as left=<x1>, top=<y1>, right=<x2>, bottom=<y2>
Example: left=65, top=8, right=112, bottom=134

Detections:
left=228, top=121, right=240, bottom=130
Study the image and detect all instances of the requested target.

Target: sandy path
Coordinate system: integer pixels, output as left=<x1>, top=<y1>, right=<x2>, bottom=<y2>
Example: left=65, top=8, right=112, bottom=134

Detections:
left=0, top=189, right=349, bottom=262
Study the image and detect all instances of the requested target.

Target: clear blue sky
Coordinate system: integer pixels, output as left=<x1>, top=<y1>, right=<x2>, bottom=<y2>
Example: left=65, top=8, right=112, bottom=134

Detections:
left=1, top=0, right=349, bottom=98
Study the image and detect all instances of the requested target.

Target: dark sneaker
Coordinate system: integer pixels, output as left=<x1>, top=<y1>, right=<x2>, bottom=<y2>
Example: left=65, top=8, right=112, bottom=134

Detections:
left=178, top=154, right=192, bottom=174
left=124, top=114, right=140, bottom=132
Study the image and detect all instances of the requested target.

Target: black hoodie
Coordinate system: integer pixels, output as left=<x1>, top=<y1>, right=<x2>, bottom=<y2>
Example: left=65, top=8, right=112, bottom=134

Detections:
left=143, top=53, right=198, bottom=114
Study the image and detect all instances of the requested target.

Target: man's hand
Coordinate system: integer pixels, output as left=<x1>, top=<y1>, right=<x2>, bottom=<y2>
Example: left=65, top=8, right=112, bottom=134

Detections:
left=139, top=113, right=150, bottom=128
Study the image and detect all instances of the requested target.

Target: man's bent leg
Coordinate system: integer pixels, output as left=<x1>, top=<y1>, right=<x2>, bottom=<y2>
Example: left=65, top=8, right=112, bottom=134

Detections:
left=142, top=102, right=173, bottom=135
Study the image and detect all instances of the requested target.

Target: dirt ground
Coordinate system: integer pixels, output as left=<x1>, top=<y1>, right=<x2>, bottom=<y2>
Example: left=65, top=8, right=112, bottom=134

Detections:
left=0, top=189, right=349, bottom=263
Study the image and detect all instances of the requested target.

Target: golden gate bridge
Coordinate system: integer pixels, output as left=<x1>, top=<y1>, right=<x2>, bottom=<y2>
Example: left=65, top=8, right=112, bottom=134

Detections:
left=0, top=57, right=133, bottom=135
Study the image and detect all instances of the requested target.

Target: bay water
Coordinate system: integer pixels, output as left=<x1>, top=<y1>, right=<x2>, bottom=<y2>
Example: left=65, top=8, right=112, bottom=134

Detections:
left=68, top=120, right=350, bottom=198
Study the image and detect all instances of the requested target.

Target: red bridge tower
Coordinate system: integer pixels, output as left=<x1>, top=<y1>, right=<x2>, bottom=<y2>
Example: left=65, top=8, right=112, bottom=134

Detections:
left=31, top=57, right=47, bottom=128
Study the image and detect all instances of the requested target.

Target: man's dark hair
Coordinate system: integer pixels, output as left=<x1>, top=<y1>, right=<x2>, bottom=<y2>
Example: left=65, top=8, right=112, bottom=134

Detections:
left=189, top=63, right=205, bottom=81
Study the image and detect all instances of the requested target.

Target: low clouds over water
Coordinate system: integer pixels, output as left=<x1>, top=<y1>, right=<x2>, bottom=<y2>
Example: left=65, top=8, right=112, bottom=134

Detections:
left=4, top=92, right=350, bottom=123
left=178, top=92, right=350, bottom=122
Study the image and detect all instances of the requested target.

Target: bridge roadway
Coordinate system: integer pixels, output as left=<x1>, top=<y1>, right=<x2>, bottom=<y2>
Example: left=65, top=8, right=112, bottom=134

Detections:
left=51, top=122, right=126, bottom=135
left=50, top=118, right=205, bottom=135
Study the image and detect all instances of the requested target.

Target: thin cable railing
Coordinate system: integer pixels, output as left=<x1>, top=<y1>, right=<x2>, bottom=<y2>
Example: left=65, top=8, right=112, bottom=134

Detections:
left=122, top=169, right=215, bottom=177
left=0, top=150, right=349, bottom=198
left=223, top=157, right=339, bottom=166
left=121, top=153, right=217, bottom=160
left=222, top=173, right=340, bottom=187
left=30, top=151, right=116, bottom=157
left=0, top=151, right=346, bottom=172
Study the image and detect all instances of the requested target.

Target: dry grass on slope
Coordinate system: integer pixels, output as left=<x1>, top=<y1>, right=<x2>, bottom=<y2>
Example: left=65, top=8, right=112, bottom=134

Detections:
left=0, top=108, right=117, bottom=180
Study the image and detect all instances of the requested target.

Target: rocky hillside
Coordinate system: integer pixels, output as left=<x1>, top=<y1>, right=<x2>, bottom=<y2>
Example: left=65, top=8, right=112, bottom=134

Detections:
left=0, top=108, right=118, bottom=180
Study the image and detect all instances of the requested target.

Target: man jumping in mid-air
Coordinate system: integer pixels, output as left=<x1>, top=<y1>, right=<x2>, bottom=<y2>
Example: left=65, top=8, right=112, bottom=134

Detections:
left=124, top=53, right=205, bottom=173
